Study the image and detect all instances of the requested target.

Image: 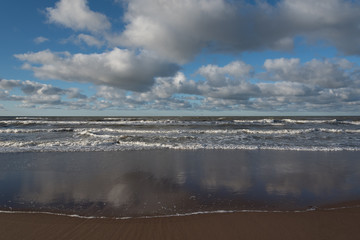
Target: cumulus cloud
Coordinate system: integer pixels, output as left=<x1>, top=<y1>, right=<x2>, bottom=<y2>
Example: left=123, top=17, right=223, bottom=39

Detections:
left=10, top=0, right=360, bottom=113
left=109, top=0, right=360, bottom=63
left=46, top=0, right=111, bottom=33
left=124, top=61, right=258, bottom=104
left=129, top=61, right=259, bottom=103
left=135, top=72, right=198, bottom=100
left=258, top=81, right=317, bottom=97
left=0, top=79, right=88, bottom=109
left=15, top=48, right=179, bottom=92
left=43, top=0, right=360, bottom=63
left=280, top=0, right=360, bottom=54
left=114, top=0, right=237, bottom=63
left=197, top=61, right=253, bottom=87
left=195, top=61, right=260, bottom=100
left=255, top=58, right=360, bottom=112
left=94, top=74, right=197, bottom=111
left=11, top=53, right=360, bottom=112
left=129, top=58, right=360, bottom=112
left=263, top=58, right=356, bottom=88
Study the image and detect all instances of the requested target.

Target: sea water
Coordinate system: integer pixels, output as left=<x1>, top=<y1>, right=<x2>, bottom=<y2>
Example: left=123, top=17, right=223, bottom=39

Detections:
left=1, top=150, right=360, bottom=217
left=1, top=116, right=360, bottom=217
left=0, top=116, right=359, bottom=153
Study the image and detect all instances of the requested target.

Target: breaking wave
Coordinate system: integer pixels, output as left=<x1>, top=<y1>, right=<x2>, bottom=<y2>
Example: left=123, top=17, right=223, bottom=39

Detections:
left=1, top=116, right=359, bottom=153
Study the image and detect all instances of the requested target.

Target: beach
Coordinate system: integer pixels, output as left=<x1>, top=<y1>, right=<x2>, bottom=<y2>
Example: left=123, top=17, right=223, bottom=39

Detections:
left=1, top=117, right=360, bottom=239
left=1, top=150, right=360, bottom=215
left=2, top=0, right=360, bottom=236
left=1, top=149, right=360, bottom=239
left=1, top=204, right=360, bottom=240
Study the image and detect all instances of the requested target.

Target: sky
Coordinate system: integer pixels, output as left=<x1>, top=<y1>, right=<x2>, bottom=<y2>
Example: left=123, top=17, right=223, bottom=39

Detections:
left=1, top=0, right=360, bottom=116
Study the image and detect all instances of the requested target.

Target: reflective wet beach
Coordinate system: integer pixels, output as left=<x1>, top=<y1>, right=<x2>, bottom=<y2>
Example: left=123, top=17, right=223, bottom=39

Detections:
left=0, top=150, right=360, bottom=217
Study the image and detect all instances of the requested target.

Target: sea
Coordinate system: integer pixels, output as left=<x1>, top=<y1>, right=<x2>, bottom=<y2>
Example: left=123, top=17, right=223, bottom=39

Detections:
left=0, top=116, right=360, bottom=153
left=1, top=116, right=360, bottom=217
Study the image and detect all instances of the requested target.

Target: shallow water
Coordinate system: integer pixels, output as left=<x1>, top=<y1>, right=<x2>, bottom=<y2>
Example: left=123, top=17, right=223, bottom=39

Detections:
left=0, top=150, right=359, bottom=217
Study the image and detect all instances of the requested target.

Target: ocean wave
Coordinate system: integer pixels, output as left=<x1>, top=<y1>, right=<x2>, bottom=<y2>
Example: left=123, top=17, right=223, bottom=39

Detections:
left=1, top=139, right=359, bottom=153
left=282, top=119, right=338, bottom=124
left=1, top=116, right=359, bottom=153
left=0, top=128, right=74, bottom=134
left=1, top=127, right=360, bottom=136
left=15, top=117, right=49, bottom=120
left=2, top=117, right=359, bottom=128
left=68, top=127, right=360, bottom=136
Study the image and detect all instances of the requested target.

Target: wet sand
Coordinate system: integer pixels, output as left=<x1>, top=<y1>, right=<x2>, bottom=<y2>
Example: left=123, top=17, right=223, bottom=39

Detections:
left=1, top=150, right=360, bottom=239
left=2, top=150, right=360, bottom=216
left=1, top=204, right=360, bottom=240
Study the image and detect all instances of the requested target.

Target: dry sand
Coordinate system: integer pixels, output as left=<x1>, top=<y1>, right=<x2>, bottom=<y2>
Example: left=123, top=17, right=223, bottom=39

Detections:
left=1, top=205, right=360, bottom=240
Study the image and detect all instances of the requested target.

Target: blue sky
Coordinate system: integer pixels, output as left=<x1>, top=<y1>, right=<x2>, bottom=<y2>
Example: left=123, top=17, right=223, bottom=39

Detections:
left=1, top=0, right=360, bottom=116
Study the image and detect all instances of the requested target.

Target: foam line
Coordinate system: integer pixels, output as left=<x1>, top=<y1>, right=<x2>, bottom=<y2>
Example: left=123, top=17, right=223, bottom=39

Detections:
left=1, top=205, right=360, bottom=220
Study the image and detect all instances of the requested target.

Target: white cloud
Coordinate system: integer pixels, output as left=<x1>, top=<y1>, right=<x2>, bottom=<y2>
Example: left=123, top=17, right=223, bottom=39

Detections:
left=15, top=48, right=179, bottom=92
left=125, top=61, right=258, bottom=104
left=34, top=36, right=49, bottom=44
left=264, top=58, right=356, bottom=88
left=96, top=85, right=127, bottom=101
left=197, top=61, right=253, bottom=87
left=7, top=0, right=360, bottom=114
left=13, top=54, right=360, bottom=112
left=76, top=34, right=104, bottom=47
left=0, top=79, right=21, bottom=90
left=42, top=0, right=360, bottom=65
left=264, top=58, right=300, bottom=75
left=128, top=58, right=360, bottom=112
left=46, top=0, right=111, bottom=33
left=258, top=82, right=317, bottom=97
left=280, top=0, right=360, bottom=56
left=109, top=0, right=360, bottom=63
left=0, top=79, right=88, bottom=109
left=10, top=54, right=360, bottom=112
left=136, top=72, right=198, bottom=100
left=193, top=61, right=259, bottom=100
left=114, top=0, right=237, bottom=63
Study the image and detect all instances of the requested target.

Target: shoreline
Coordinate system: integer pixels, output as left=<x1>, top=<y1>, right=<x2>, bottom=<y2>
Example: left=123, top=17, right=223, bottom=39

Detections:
left=1, top=150, right=360, bottom=218
left=1, top=202, right=360, bottom=240
left=2, top=199, right=360, bottom=220
left=2, top=149, right=360, bottom=239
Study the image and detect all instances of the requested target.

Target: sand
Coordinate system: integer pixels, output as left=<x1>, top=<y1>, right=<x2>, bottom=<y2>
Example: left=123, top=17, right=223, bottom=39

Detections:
left=2, top=150, right=360, bottom=216
left=1, top=204, right=360, bottom=240
left=1, top=150, right=360, bottom=239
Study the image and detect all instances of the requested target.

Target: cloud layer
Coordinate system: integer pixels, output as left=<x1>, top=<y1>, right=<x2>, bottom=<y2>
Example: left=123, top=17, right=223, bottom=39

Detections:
left=6, top=57, right=360, bottom=112
left=44, top=0, right=360, bottom=62
left=15, top=48, right=179, bottom=92
left=114, top=0, right=360, bottom=63
left=8, top=0, right=360, bottom=113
